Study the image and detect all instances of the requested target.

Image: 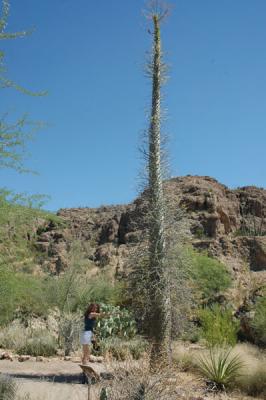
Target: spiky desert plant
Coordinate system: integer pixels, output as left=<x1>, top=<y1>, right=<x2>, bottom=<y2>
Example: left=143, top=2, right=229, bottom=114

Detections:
left=196, top=347, right=244, bottom=391
left=143, top=0, right=172, bottom=364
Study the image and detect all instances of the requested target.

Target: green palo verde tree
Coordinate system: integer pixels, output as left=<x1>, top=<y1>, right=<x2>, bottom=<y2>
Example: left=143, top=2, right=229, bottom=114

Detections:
left=0, top=0, right=47, bottom=260
left=144, top=0, right=172, bottom=364
left=0, top=0, right=46, bottom=172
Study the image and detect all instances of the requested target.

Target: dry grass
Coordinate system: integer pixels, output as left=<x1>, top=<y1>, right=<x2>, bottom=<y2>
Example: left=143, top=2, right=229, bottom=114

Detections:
left=100, top=356, right=181, bottom=400
left=0, top=321, right=26, bottom=350
left=171, top=341, right=196, bottom=371
left=232, top=343, right=266, bottom=398
left=0, top=322, right=57, bottom=357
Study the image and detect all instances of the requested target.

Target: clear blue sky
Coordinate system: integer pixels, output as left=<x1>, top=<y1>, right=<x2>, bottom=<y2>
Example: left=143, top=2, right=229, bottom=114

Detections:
left=1, top=0, right=265, bottom=211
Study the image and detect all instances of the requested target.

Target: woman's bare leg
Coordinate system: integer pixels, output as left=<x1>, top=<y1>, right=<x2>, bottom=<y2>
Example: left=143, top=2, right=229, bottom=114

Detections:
left=82, top=344, right=90, bottom=364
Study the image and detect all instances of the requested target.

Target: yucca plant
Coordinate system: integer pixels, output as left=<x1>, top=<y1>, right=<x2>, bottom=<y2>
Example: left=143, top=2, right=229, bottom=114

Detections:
left=196, top=348, right=244, bottom=391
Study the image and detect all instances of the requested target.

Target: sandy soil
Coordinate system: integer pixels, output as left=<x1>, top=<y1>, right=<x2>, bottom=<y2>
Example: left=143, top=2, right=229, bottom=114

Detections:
left=17, top=379, right=88, bottom=400
left=0, top=358, right=260, bottom=400
left=0, top=359, right=81, bottom=376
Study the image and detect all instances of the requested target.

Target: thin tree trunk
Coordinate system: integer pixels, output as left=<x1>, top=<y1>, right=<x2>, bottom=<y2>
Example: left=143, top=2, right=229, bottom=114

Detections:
left=148, top=14, right=171, bottom=364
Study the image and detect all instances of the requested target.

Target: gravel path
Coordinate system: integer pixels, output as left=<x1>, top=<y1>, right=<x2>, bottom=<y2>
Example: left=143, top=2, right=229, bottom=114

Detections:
left=0, top=359, right=104, bottom=400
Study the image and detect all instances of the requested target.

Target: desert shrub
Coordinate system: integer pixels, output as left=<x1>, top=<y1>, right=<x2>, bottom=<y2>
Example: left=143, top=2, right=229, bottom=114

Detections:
left=0, top=265, right=17, bottom=325
left=126, top=337, right=149, bottom=360
left=47, top=267, right=124, bottom=315
left=100, top=360, right=178, bottom=400
left=190, top=250, right=231, bottom=303
left=99, top=337, right=148, bottom=360
left=252, top=296, right=266, bottom=346
left=172, top=342, right=194, bottom=371
left=0, top=265, right=52, bottom=325
left=196, top=347, right=243, bottom=390
left=238, top=361, right=266, bottom=397
left=95, top=304, right=137, bottom=340
left=12, top=274, right=51, bottom=319
left=0, top=322, right=57, bottom=356
left=0, top=191, right=65, bottom=275
left=100, top=338, right=130, bottom=361
left=78, top=278, right=125, bottom=309
left=181, top=323, right=201, bottom=343
left=16, top=330, right=57, bottom=357
left=0, top=322, right=26, bottom=350
left=0, top=375, right=18, bottom=400
left=58, top=311, right=82, bottom=356
left=198, top=305, right=239, bottom=347
left=122, top=337, right=149, bottom=360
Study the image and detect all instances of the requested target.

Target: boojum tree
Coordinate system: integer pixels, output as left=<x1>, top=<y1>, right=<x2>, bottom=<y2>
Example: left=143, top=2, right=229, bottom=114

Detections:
left=144, top=1, right=172, bottom=363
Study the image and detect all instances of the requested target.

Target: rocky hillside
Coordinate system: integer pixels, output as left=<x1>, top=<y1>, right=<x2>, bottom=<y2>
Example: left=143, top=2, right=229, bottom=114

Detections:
left=34, top=176, right=266, bottom=300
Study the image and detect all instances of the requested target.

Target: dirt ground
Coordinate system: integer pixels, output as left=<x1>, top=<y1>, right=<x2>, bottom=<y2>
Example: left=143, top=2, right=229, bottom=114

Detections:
left=0, top=358, right=260, bottom=400
left=0, top=358, right=82, bottom=377
left=17, top=379, right=88, bottom=400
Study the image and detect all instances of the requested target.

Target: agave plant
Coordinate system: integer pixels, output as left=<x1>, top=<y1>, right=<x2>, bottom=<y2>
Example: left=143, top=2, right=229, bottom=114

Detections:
left=196, top=347, right=244, bottom=391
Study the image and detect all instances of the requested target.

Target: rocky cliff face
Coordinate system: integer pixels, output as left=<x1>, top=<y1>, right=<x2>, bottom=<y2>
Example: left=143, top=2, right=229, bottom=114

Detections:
left=34, top=176, right=266, bottom=301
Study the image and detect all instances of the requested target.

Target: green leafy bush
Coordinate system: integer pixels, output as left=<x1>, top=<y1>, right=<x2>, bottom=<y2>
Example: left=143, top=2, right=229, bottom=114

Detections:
left=196, top=348, right=243, bottom=390
left=252, top=296, right=266, bottom=346
left=198, top=305, right=239, bottom=347
left=75, top=278, right=125, bottom=313
left=190, top=250, right=231, bottom=303
left=0, top=190, right=64, bottom=272
left=0, top=265, right=52, bottom=325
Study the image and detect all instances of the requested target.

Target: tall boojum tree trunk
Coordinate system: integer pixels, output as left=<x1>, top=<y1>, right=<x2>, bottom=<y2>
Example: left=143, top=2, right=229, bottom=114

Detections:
left=147, top=10, right=171, bottom=364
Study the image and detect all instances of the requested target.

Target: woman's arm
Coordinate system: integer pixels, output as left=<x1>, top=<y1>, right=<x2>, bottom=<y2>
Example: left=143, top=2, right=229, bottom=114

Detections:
left=89, top=312, right=108, bottom=318
left=89, top=311, right=121, bottom=319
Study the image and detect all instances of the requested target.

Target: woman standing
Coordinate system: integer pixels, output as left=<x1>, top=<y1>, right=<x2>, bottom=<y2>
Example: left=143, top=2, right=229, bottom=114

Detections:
left=80, top=303, right=101, bottom=364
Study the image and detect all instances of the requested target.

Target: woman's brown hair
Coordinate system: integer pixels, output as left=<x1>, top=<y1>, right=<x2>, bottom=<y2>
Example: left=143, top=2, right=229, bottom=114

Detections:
left=84, top=303, right=100, bottom=318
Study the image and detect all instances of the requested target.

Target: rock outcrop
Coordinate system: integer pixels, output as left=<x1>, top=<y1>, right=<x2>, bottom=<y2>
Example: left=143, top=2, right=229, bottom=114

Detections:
left=34, top=176, right=266, bottom=302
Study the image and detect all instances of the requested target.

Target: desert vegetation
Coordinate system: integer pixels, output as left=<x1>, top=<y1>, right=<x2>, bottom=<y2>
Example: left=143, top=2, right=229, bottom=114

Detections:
left=0, top=0, right=265, bottom=400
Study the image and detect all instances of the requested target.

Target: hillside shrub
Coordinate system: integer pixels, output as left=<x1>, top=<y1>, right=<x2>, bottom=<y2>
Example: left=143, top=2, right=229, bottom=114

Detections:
left=190, top=250, right=231, bottom=303
left=198, top=305, right=239, bottom=347
left=46, top=265, right=124, bottom=315
left=0, top=190, right=65, bottom=273
left=252, top=296, right=266, bottom=346
left=77, top=277, right=125, bottom=311
left=0, top=265, right=52, bottom=325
